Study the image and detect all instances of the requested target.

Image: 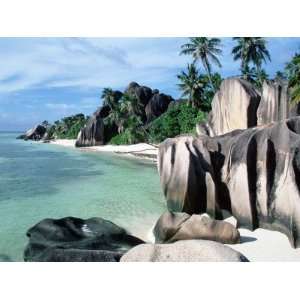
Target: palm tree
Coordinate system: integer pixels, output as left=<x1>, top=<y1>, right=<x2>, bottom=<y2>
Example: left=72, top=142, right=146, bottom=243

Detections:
left=120, top=94, right=143, bottom=116
left=232, top=37, right=271, bottom=79
left=180, top=37, right=222, bottom=92
left=285, top=53, right=300, bottom=104
left=101, top=88, right=117, bottom=110
left=177, top=64, right=204, bottom=108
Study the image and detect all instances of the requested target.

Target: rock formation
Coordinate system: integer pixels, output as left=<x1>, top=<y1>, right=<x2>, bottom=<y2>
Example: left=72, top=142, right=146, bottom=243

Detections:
left=121, top=240, right=249, bottom=262
left=197, top=77, right=261, bottom=137
left=153, top=211, right=240, bottom=244
left=75, top=82, right=173, bottom=147
left=17, top=124, right=47, bottom=141
left=125, top=82, right=153, bottom=107
left=24, top=217, right=144, bottom=262
left=145, top=92, right=174, bottom=122
left=158, top=117, right=300, bottom=248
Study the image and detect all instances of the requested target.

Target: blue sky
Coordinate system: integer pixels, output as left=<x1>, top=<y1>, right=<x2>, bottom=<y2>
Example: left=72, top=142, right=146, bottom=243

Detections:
left=0, top=37, right=299, bottom=131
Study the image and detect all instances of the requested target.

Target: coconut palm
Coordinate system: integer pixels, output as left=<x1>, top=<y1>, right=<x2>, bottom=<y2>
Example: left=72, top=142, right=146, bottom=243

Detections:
left=101, top=88, right=117, bottom=110
left=120, top=93, right=143, bottom=116
left=285, top=53, right=300, bottom=104
left=180, top=37, right=222, bottom=92
left=232, top=37, right=271, bottom=78
left=177, top=64, right=205, bottom=108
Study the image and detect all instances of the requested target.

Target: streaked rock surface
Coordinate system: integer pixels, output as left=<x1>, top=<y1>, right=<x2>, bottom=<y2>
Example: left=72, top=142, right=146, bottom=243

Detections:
left=158, top=117, right=300, bottom=247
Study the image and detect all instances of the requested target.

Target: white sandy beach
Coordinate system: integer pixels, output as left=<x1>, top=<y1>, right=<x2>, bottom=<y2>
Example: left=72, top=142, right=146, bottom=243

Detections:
left=49, top=139, right=300, bottom=261
left=49, top=139, right=158, bottom=161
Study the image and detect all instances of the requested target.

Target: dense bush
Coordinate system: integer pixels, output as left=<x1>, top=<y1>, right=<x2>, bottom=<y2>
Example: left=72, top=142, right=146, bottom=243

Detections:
left=147, top=101, right=207, bottom=143
left=109, top=128, right=146, bottom=145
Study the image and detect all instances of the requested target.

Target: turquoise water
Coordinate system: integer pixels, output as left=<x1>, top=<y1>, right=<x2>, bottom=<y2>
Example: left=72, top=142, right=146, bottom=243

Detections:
left=0, top=132, right=165, bottom=261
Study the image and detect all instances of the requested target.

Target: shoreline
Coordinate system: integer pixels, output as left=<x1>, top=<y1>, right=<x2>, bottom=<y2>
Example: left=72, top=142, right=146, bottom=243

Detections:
left=48, top=139, right=158, bottom=163
left=44, top=139, right=300, bottom=261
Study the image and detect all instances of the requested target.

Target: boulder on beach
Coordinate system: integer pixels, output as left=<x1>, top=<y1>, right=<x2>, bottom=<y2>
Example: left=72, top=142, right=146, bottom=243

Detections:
left=75, top=105, right=118, bottom=147
left=121, top=240, right=249, bottom=262
left=17, top=124, right=47, bottom=141
left=24, top=216, right=144, bottom=262
left=153, top=211, right=240, bottom=244
left=197, top=77, right=261, bottom=137
left=158, top=116, right=300, bottom=248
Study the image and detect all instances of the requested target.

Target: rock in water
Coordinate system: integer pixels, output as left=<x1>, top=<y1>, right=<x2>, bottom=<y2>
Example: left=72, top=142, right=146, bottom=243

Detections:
left=17, top=124, right=46, bottom=141
left=24, top=217, right=144, bottom=262
left=153, top=211, right=240, bottom=244
left=198, top=78, right=261, bottom=137
left=121, top=240, right=248, bottom=262
left=158, top=117, right=300, bottom=248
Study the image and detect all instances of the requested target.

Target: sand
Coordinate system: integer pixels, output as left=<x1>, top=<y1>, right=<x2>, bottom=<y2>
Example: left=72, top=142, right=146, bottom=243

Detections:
left=49, top=139, right=158, bottom=162
left=49, top=139, right=300, bottom=261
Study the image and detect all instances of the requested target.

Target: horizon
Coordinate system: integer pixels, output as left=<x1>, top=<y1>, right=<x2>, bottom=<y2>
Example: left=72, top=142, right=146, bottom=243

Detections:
left=0, top=37, right=300, bottom=131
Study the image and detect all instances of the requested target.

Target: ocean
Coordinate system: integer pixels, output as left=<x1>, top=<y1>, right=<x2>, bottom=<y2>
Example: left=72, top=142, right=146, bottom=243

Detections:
left=0, top=132, right=165, bottom=261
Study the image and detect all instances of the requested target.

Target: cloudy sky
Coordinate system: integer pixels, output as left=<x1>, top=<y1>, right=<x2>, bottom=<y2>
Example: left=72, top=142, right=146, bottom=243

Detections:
left=0, top=37, right=299, bottom=131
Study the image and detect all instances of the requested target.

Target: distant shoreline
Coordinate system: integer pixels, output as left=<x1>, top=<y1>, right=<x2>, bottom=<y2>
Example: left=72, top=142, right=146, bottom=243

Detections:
left=48, top=139, right=158, bottom=163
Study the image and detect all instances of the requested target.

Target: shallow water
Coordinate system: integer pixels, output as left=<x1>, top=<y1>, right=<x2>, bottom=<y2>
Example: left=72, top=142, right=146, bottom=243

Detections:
left=0, top=132, right=165, bottom=261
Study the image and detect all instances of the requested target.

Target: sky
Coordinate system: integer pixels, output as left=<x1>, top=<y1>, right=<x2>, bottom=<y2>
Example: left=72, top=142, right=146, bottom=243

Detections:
left=0, top=37, right=299, bottom=131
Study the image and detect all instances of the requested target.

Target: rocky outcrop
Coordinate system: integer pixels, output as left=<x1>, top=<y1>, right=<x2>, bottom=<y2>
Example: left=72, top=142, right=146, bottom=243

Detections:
left=17, top=124, right=47, bottom=141
left=153, top=211, right=240, bottom=244
left=121, top=240, right=249, bottom=262
left=24, top=217, right=144, bottom=262
left=257, top=80, right=290, bottom=125
left=197, top=78, right=261, bottom=137
left=158, top=117, right=300, bottom=248
left=75, top=105, right=117, bottom=147
left=75, top=83, right=173, bottom=147
left=145, top=92, right=174, bottom=122
left=125, top=82, right=153, bottom=107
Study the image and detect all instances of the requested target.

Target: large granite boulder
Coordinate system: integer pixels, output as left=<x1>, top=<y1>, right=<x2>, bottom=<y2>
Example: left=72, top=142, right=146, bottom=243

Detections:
left=257, top=80, right=290, bottom=125
left=17, top=124, right=46, bottom=141
left=197, top=78, right=261, bottom=137
left=125, top=82, right=153, bottom=107
left=121, top=240, right=248, bottom=262
left=75, top=105, right=117, bottom=147
left=153, top=211, right=240, bottom=244
left=158, top=117, right=300, bottom=248
left=24, top=217, right=144, bottom=262
left=145, top=92, right=174, bottom=122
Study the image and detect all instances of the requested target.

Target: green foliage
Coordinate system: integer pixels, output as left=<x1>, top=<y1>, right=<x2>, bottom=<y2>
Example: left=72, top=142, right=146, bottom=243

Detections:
left=147, top=102, right=207, bottom=143
left=285, top=52, right=300, bottom=104
left=177, top=64, right=221, bottom=111
left=232, top=37, right=271, bottom=79
left=47, top=113, right=88, bottom=139
left=180, top=37, right=222, bottom=92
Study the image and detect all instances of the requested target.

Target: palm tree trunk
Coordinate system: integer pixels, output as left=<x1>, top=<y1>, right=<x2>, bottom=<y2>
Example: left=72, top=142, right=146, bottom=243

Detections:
left=203, top=58, right=216, bottom=93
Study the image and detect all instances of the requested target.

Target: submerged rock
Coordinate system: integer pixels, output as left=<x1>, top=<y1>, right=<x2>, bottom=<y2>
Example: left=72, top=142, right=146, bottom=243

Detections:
left=121, top=240, right=248, bottom=262
left=153, top=211, right=240, bottom=244
left=158, top=117, right=300, bottom=248
left=17, top=124, right=46, bottom=141
left=24, top=217, right=144, bottom=262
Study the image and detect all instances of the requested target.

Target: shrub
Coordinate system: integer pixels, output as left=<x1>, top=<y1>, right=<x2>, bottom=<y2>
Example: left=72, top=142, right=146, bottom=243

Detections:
left=147, top=101, right=207, bottom=143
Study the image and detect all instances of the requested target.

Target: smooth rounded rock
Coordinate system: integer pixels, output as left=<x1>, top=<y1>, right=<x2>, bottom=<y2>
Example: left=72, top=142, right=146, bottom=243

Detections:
left=121, top=240, right=249, bottom=262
